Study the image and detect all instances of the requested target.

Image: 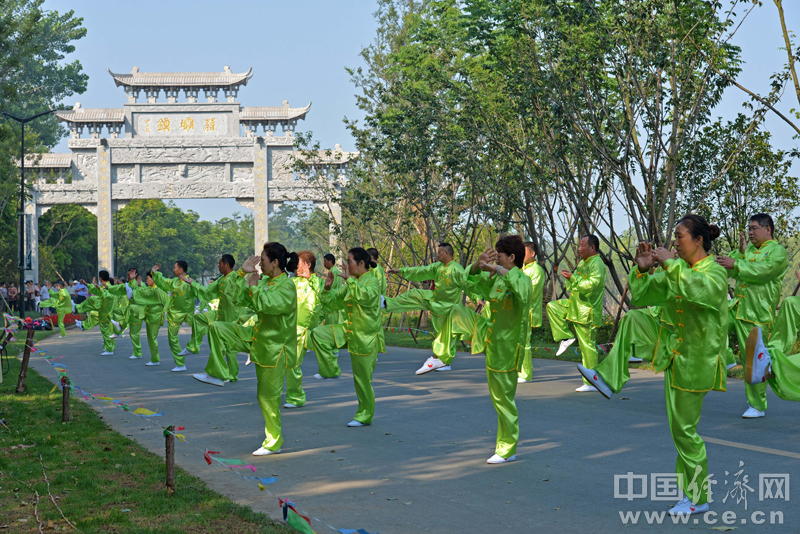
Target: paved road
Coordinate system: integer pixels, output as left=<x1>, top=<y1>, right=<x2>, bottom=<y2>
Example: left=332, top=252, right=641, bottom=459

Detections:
left=30, top=326, right=800, bottom=533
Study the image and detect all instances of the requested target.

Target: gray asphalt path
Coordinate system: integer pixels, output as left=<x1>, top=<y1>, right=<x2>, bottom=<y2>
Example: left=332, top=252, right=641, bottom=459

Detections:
left=29, top=326, right=800, bottom=533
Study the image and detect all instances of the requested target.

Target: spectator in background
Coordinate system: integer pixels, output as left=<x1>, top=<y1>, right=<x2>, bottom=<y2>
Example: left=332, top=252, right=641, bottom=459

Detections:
left=73, top=279, right=88, bottom=304
left=67, top=280, right=77, bottom=299
left=25, top=281, right=35, bottom=311
left=40, top=281, right=52, bottom=315
left=7, top=283, right=18, bottom=312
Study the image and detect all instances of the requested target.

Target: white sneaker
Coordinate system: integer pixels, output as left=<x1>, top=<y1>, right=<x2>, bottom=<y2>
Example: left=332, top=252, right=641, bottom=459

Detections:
left=109, top=334, right=119, bottom=339
left=145, top=361, right=160, bottom=366
left=517, top=377, right=532, bottom=383
left=575, top=384, right=598, bottom=392
left=556, top=338, right=576, bottom=356
left=283, top=403, right=302, bottom=409
left=487, top=454, right=516, bottom=464
left=75, top=320, right=84, bottom=331
left=577, top=365, right=613, bottom=398
left=668, top=497, right=708, bottom=516
left=742, top=405, right=765, bottom=419
left=415, top=357, right=446, bottom=375
left=252, top=447, right=281, bottom=456
left=313, top=373, right=339, bottom=380
left=100, top=351, right=114, bottom=356
left=434, top=365, right=451, bottom=372
left=110, top=319, right=121, bottom=331
left=58, top=335, right=66, bottom=338
left=193, top=372, right=223, bottom=386
left=178, top=348, right=191, bottom=356
left=171, top=365, right=187, bottom=372
left=745, top=327, right=772, bottom=385
left=628, top=356, right=643, bottom=363
left=129, top=355, right=142, bottom=359
left=347, top=420, right=369, bottom=427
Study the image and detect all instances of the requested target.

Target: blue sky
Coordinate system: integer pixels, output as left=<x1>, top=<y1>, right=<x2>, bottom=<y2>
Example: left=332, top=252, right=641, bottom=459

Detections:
left=44, top=1, right=800, bottom=220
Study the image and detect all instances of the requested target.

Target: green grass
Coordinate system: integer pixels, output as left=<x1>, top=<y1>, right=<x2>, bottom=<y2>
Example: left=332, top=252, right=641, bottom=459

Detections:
left=0, top=330, right=295, bottom=534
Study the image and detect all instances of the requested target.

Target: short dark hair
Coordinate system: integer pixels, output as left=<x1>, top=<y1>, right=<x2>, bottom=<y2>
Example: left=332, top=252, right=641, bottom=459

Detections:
left=524, top=241, right=536, bottom=253
left=584, top=235, right=600, bottom=252
left=175, top=260, right=188, bottom=273
left=750, top=213, right=775, bottom=236
left=98, top=270, right=110, bottom=282
left=438, top=243, right=454, bottom=257
left=323, top=253, right=336, bottom=263
left=220, top=254, right=235, bottom=269
left=495, top=235, right=525, bottom=268
left=349, top=247, right=377, bottom=270
left=146, top=271, right=154, bottom=280
left=366, top=247, right=380, bottom=261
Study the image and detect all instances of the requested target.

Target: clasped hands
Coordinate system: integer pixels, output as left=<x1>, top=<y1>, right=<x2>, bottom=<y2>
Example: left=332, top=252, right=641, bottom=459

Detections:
left=477, top=249, right=502, bottom=275
left=634, top=242, right=675, bottom=271
left=325, top=263, right=350, bottom=290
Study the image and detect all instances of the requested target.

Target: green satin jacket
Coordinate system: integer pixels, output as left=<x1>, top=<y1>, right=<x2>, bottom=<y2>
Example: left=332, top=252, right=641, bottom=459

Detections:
left=39, top=288, right=72, bottom=313
left=400, top=260, right=467, bottom=306
left=322, top=266, right=344, bottom=316
left=523, top=262, right=545, bottom=328
left=566, top=254, right=607, bottom=327
left=76, top=294, right=101, bottom=314
left=630, top=256, right=728, bottom=392
left=468, top=267, right=532, bottom=373
left=294, top=275, right=322, bottom=330
left=87, top=283, right=118, bottom=320
left=190, top=271, right=245, bottom=323
left=130, top=283, right=169, bottom=326
left=239, top=272, right=298, bottom=368
left=726, top=240, right=788, bottom=326
left=372, top=264, right=387, bottom=296
left=152, top=271, right=195, bottom=324
left=321, top=272, right=385, bottom=356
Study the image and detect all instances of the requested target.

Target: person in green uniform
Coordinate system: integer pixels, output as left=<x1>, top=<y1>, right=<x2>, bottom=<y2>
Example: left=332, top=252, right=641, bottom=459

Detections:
left=308, top=247, right=384, bottom=426
left=207, top=243, right=298, bottom=455
left=150, top=260, right=195, bottom=372
left=118, top=269, right=144, bottom=358
left=434, top=235, right=532, bottom=464
left=367, top=248, right=387, bottom=358
left=284, top=251, right=323, bottom=408
left=75, top=294, right=101, bottom=331
left=126, top=271, right=169, bottom=366
left=384, top=243, right=468, bottom=374
left=579, top=215, right=728, bottom=516
left=519, top=241, right=545, bottom=383
left=81, top=271, right=119, bottom=355
left=714, top=214, right=788, bottom=419
left=39, top=280, right=73, bottom=338
left=321, top=254, right=343, bottom=326
left=546, top=235, right=607, bottom=391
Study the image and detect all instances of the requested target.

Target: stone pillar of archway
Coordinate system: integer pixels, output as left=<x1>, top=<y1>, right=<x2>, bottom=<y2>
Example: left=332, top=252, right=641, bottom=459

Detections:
left=253, top=140, right=268, bottom=255
left=96, top=143, right=114, bottom=274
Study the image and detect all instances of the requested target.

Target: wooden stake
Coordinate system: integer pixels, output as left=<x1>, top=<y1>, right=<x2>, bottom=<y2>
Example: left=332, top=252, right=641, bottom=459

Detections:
left=61, top=377, right=70, bottom=422
left=15, top=328, right=36, bottom=394
left=165, top=425, right=175, bottom=495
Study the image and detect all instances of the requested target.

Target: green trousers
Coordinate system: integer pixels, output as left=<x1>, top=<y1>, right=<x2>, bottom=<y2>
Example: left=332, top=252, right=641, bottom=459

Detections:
left=308, top=323, right=343, bottom=377
left=762, top=299, right=800, bottom=402
left=309, top=323, right=377, bottom=424
left=595, top=309, right=666, bottom=393
left=729, top=309, right=769, bottom=411
left=286, top=326, right=310, bottom=406
left=208, top=321, right=285, bottom=450
left=386, top=288, right=456, bottom=360
left=166, top=315, right=193, bottom=367
left=770, top=296, right=800, bottom=355
left=56, top=310, right=66, bottom=337
left=441, top=304, right=519, bottom=458
left=519, top=328, right=535, bottom=381
left=99, top=319, right=115, bottom=352
left=204, top=321, right=242, bottom=382
left=547, top=299, right=598, bottom=385
left=145, top=322, right=161, bottom=363
left=664, top=365, right=710, bottom=505
left=129, top=318, right=144, bottom=357
left=83, top=311, right=99, bottom=330
left=186, top=310, right=217, bottom=354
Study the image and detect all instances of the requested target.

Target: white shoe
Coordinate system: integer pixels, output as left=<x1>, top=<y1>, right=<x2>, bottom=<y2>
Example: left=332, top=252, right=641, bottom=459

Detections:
left=171, top=365, right=187, bottom=372
left=347, top=420, right=369, bottom=427
left=109, top=334, right=118, bottom=339
left=575, top=384, right=598, bottom=392
left=59, top=335, right=66, bottom=338
left=434, top=365, right=451, bottom=372
left=742, top=405, right=766, bottom=419
left=193, top=372, right=223, bottom=386
left=628, top=356, right=643, bottom=363
left=313, top=373, right=339, bottom=380
left=745, top=327, right=772, bottom=385
left=110, top=319, right=121, bottom=331
left=668, top=497, right=708, bottom=516
left=556, top=338, right=576, bottom=356
left=75, top=320, right=84, bottom=331
left=487, top=454, right=516, bottom=464
left=178, top=348, right=191, bottom=356
left=517, top=377, right=532, bottom=383
left=129, top=355, right=142, bottom=359
left=145, top=361, right=160, bottom=366
left=100, top=351, right=114, bottom=356
left=252, top=447, right=281, bottom=456
left=577, top=365, right=613, bottom=398
left=416, top=357, right=446, bottom=375
left=283, top=403, right=302, bottom=409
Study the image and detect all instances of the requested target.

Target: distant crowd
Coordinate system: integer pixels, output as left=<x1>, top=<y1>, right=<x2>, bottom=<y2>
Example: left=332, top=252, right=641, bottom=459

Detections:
left=0, top=279, right=91, bottom=313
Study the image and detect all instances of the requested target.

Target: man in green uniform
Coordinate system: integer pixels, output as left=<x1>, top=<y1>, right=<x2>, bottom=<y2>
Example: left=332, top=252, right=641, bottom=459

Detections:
left=321, top=254, right=342, bottom=326
left=127, top=271, right=169, bottom=366
left=384, top=243, right=468, bottom=374
left=80, top=271, right=119, bottom=355
left=714, top=213, right=788, bottom=418
left=519, top=242, right=545, bottom=383
left=39, top=280, right=73, bottom=338
left=546, top=235, right=607, bottom=391
left=367, top=248, right=387, bottom=356
left=151, top=260, right=195, bottom=372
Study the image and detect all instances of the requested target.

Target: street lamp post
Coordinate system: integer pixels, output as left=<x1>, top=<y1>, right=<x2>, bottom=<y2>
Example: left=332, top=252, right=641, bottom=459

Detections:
left=2, top=108, right=56, bottom=319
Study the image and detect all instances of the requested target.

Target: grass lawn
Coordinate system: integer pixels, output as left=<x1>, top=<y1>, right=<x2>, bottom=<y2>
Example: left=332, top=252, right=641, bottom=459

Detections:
left=0, top=330, right=295, bottom=534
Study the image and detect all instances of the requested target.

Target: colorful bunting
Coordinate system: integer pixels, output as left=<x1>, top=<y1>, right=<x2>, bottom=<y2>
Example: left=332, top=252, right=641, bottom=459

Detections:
left=245, top=476, right=278, bottom=485
left=203, top=450, right=220, bottom=465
